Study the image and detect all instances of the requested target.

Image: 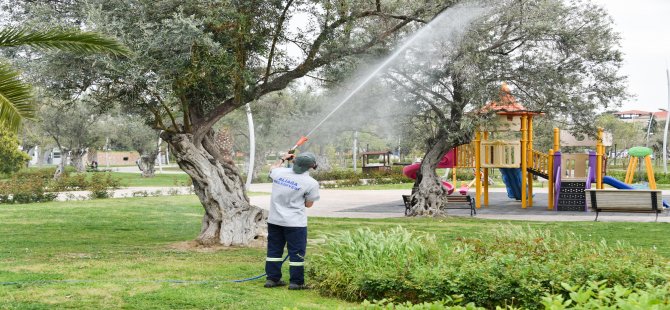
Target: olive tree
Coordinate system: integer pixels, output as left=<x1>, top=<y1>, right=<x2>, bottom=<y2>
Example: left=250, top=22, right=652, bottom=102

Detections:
left=76, top=0, right=452, bottom=246
left=39, top=99, right=107, bottom=174
left=113, top=114, right=162, bottom=177
left=386, top=0, right=627, bottom=215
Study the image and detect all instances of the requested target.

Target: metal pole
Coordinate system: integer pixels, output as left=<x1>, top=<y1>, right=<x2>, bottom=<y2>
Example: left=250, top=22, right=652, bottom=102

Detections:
left=664, top=68, right=670, bottom=173
left=105, top=137, right=110, bottom=169
left=646, top=112, right=653, bottom=147
left=165, top=143, right=169, bottom=165
left=353, top=131, right=358, bottom=173
left=245, top=103, right=255, bottom=189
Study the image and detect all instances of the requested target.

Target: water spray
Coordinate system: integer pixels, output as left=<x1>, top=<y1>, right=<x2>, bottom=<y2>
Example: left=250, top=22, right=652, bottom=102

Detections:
left=286, top=2, right=487, bottom=154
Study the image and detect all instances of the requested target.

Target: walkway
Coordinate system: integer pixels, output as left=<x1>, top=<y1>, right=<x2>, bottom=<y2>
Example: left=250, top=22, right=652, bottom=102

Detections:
left=57, top=182, right=669, bottom=222
left=248, top=184, right=670, bottom=222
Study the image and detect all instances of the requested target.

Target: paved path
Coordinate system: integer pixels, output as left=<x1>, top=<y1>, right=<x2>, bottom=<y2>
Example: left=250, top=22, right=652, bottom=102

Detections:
left=248, top=184, right=670, bottom=223
left=57, top=182, right=670, bottom=222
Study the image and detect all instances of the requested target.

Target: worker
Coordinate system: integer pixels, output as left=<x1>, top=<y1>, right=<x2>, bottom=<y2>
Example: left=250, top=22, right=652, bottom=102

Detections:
left=264, top=152, right=320, bottom=290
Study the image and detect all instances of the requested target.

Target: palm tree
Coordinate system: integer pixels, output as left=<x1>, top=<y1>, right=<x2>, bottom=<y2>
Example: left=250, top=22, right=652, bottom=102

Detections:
left=0, top=28, right=129, bottom=131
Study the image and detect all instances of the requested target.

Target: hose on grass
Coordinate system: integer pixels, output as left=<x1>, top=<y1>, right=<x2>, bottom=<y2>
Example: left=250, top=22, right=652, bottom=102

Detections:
left=1, top=256, right=289, bottom=285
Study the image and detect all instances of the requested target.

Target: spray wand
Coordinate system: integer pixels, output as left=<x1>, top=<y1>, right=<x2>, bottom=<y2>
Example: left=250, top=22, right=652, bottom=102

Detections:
left=283, top=136, right=309, bottom=167
left=289, top=136, right=309, bottom=154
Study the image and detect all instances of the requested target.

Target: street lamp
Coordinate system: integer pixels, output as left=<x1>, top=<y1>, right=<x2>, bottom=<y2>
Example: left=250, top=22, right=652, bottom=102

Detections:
left=665, top=66, right=670, bottom=173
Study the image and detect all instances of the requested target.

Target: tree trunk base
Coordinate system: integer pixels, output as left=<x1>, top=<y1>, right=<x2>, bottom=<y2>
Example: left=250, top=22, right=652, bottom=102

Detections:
left=408, top=181, right=448, bottom=217
left=163, top=131, right=268, bottom=247
left=196, top=204, right=268, bottom=247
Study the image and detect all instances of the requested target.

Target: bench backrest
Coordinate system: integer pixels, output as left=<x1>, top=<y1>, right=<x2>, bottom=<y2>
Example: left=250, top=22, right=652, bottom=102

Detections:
left=585, top=189, right=662, bottom=211
left=446, top=195, right=471, bottom=203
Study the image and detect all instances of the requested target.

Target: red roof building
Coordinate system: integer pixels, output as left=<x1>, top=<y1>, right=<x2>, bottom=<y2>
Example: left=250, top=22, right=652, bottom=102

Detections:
left=613, top=109, right=667, bottom=122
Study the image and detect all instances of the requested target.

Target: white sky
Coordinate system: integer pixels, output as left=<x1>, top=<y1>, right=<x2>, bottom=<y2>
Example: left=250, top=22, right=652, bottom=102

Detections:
left=592, top=0, right=670, bottom=112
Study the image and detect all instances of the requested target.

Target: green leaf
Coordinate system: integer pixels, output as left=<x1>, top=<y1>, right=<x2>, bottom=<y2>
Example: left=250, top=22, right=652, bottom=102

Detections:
left=0, top=64, right=34, bottom=132
left=0, top=27, right=130, bottom=57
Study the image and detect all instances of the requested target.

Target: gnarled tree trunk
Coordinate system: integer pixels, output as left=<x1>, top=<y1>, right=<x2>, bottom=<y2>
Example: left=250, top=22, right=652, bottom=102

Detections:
left=139, top=152, right=157, bottom=178
left=407, top=77, right=473, bottom=216
left=162, top=130, right=267, bottom=246
left=70, top=148, right=87, bottom=172
left=408, top=136, right=452, bottom=216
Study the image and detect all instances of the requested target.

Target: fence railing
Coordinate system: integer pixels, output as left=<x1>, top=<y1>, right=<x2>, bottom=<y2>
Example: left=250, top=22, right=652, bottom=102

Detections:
left=530, top=149, right=549, bottom=175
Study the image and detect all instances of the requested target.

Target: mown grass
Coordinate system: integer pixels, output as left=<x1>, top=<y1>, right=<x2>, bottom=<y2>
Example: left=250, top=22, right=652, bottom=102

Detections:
left=0, top=196, right=668, bottom=309
left=90, top=172, right=192, bottom=187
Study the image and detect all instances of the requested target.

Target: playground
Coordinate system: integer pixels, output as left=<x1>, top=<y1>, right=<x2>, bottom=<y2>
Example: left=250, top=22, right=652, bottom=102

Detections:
left=399, top=84, right=669, bottom=220
left=246, top=183, right=668, bottom=222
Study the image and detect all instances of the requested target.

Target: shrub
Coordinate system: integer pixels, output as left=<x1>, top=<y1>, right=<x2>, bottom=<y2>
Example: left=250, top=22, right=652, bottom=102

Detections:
left=0, top=130, right=30, bottom=175
left=309, top=226, right=670, bottom=309
left=357, top=282, right=670, bottom=309
left=360, top=298, right=487, bottom=310
left=313, top=167, right=416, bottom=188
left=49, top=173, right=89, bottom=191
left=606, top=169, right=670, bottom=185
left=0, top=176, right=57, bottom=204
left=0, top=170, right=120, bottom=203
left=87, top=173, right=120, bottom=199
left=541, top=281, right=670, bottom=309
left=12, top=167, right=57, bottom=180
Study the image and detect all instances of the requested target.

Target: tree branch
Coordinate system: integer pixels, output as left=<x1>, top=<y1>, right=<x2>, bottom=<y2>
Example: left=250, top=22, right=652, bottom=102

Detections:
left=386, top=74, right=448, bottom=122
left=263, top=0, right=294, bottom=85
left=195, top=5, right=443, bottom=139
left=394, top=71, right=453, bottom=105
left=144, top=86, right=178, bottom=131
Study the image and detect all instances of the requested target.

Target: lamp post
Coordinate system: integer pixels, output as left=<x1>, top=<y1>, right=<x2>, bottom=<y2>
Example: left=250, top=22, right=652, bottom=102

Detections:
left=646, top=111, right=654, bottom=147
left=664, top=68, right=670, bottom=173
left=245, top=103, right=255, bottom=189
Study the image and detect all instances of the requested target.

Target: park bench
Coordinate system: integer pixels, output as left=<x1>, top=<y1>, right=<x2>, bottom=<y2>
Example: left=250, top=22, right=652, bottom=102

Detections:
left=585, top=189, right=666, bottom=222
left=402, top=194, right=476, bottom=216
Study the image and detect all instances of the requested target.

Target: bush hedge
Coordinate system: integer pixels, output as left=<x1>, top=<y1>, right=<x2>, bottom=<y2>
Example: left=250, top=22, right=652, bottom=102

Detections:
left=359, top=282, right=670, bottom=309
left=0, top=168, right=120, bottom=204
left=607, top=169, right=670, bottom=185
left=0, top=176, right=57, bottom=204
left=311, top=167, right=410, bottom=188
left=359, top=281, right=670, bottom=309
left=309, top=226, right=669, bottom=309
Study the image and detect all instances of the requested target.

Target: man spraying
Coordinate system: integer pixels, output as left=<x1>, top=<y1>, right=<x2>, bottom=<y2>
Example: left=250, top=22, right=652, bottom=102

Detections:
left=264, top=152, right=320, bottom=290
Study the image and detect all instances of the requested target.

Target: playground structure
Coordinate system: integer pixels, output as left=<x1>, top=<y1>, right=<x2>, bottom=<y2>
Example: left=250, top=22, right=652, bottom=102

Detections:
left=360, top=151, right=393, bottom=174
left=404, top=83, right=617, bottom=211
left=623, top=146, right=657, bottom=188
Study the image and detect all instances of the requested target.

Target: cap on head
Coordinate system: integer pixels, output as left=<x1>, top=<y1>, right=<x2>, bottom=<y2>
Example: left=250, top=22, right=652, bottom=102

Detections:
left=292, top=152, right=317, bottom=174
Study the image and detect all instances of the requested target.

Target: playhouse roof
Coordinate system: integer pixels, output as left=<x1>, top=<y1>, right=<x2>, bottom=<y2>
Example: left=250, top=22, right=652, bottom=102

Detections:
left=360, top=151, right=392, bottom=155
left=482, top=83, right=540, bottom=116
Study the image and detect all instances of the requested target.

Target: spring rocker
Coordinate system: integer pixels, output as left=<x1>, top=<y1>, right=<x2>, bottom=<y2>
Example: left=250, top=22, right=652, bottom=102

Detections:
left=624, top=147, right=656, bottom=188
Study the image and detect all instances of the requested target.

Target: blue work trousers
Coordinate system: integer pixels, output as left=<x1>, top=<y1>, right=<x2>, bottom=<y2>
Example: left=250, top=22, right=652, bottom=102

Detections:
left=265, top=223, right=307, bottom=285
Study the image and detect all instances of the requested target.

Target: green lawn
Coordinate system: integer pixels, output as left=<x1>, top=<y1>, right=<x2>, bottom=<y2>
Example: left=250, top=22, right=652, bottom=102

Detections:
left=90, top=172, right=192, bottom=187
left=0, top=196, right=669, bottom=309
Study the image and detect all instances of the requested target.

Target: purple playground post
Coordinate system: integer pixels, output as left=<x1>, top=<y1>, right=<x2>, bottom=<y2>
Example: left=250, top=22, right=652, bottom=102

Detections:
left=586, top=151, right=596, bottom=190
left=553, top=151, right=561, bottom=211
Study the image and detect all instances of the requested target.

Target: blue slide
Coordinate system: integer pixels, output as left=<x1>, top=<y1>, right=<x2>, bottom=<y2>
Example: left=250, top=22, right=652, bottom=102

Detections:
left=602, top=176, right=635, bottom=189
left=603, top=176, right=670, bottom=208
left=500, top=168, right=522, bottom=200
